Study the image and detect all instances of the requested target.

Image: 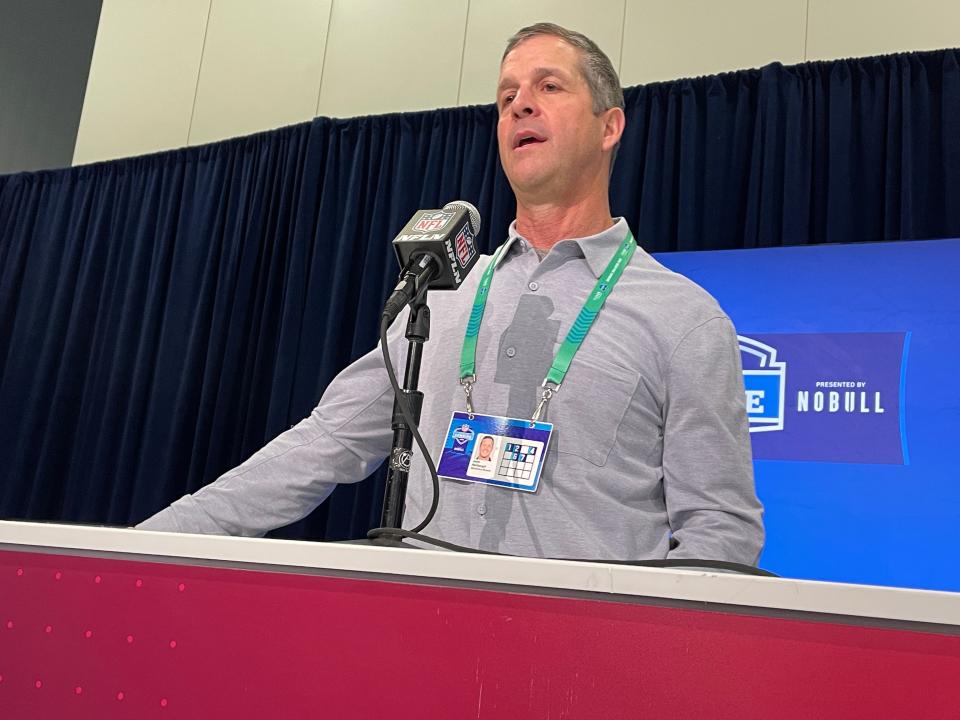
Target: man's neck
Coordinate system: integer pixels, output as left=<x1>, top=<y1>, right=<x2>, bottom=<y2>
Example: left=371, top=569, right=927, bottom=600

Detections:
left=514, top=196, right=614, bottom=251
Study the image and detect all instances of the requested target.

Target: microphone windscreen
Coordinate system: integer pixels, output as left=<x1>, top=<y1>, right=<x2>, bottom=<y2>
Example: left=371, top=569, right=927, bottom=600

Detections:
left=443, top=200, right=481, bottom=236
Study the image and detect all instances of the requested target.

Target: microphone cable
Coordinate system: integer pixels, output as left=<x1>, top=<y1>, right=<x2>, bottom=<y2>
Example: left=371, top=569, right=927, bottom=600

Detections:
left=375, top=314, right=440, bottom=533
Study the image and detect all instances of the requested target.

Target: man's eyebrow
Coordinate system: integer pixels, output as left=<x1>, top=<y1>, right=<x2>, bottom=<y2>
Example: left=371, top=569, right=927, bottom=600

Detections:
left=531, top=66, right=571, bottom=81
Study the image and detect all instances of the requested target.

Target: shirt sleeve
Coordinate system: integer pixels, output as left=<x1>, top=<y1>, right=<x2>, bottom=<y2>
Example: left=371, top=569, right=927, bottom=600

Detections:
left=136, top=320, right=406, bottom=537
left=661, top=316, right=765, bottom=565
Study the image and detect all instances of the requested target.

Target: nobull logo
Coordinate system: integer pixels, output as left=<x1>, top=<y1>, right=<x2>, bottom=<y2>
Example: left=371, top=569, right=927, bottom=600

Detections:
left=735, top=331, right=907, bottom=464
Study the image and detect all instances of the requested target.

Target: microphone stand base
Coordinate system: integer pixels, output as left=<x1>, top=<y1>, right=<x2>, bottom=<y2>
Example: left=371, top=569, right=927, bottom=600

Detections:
left=333, top=536, right=413, bottom=549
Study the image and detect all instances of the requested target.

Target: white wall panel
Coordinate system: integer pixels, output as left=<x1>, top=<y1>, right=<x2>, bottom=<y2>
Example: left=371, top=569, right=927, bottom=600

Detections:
left=73, top=0, right=210, bottom=165
left=807, top=0, right=960, bottom=61
left=74, top=0, right=960, bottom=163
left=621, top=0, right=806, bottom=86
left=316, top=0, right=468, bottom=118
left=458, top=0, right=626, bottom=107
left=189, top=0, right=331, bottom=145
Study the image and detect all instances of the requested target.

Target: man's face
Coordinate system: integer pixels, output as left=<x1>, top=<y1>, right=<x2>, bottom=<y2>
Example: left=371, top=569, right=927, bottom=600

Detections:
left=478, top=437, right=494, bottom=459
left=496, top=35, right=617, bottom=204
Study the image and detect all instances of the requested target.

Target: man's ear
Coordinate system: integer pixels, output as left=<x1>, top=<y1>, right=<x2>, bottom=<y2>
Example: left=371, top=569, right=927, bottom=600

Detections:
left=600, top=106, right=626, bottom=153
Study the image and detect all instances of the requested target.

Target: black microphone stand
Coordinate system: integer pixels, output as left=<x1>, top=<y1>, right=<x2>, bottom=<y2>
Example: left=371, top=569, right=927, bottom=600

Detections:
left=379, top=286, right=430, bottom=530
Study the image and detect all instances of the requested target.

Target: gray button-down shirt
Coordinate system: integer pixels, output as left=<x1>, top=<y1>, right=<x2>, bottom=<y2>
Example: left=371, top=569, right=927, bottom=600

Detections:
left=139, top=219, right=764, bottom=563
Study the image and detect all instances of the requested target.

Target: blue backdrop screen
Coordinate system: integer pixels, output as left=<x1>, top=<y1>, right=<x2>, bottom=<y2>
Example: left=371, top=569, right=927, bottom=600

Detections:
left=656, top=239, right=960, bottom=591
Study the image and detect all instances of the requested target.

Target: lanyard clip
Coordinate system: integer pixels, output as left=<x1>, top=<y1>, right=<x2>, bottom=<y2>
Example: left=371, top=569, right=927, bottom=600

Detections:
left=531, top=380, right=560, bottom=423
left=460, top=375, right=476, bottom=416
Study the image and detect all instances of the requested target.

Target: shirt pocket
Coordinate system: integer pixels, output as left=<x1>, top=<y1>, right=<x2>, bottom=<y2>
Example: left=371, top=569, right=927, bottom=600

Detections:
left=551, top=356, right=641, bottom=467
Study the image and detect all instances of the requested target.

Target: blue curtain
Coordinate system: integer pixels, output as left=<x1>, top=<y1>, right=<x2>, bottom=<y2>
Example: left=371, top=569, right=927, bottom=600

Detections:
left=2, top=50, right=958, bottom=539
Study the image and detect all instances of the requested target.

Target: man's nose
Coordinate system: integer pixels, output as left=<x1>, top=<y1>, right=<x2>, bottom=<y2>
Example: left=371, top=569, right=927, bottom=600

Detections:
left=512, top=89, right=537, bottom=117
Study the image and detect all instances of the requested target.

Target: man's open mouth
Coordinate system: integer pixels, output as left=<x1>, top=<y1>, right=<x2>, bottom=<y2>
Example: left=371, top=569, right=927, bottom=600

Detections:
left=514, top=132, right=546, bottom=148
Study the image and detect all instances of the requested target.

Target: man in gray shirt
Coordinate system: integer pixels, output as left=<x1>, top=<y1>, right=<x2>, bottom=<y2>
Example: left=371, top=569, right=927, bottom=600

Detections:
left=140, top=23, right=764, bottom=564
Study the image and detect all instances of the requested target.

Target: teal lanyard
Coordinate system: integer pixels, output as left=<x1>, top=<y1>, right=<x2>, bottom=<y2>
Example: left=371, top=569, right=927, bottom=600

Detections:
left=459, top=231, right=636, bottom=420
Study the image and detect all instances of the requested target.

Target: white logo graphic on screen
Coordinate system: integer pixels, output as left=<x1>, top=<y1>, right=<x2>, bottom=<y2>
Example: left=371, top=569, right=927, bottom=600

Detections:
left=738, top=336, right=787, bottom=433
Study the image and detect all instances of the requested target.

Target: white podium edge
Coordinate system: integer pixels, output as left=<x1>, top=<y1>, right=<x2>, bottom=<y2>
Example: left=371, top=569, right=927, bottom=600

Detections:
left=2, top=520, right=958, bottom=632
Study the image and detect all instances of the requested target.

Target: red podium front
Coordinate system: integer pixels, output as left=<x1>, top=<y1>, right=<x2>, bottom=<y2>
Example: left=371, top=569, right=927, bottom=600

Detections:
left=1, top=521, right=958, bottom=718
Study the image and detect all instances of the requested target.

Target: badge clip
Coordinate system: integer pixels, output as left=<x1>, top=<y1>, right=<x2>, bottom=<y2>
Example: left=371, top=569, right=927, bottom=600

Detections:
left=531, top=381, right=560, bottom=424
left=460, top=375, right=476, bottom=418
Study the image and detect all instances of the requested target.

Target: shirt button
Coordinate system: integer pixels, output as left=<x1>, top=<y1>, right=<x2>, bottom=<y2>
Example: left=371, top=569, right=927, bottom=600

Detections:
left=477, top=504, right=487, bottom=516
left=505, top=346, right=516, bottom=358
left=528, top=281, right=539, bottom=291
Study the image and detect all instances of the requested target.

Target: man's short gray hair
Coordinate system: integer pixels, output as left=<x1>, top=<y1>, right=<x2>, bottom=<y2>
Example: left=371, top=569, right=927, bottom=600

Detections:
left=501, top=23, right=625, bottom=116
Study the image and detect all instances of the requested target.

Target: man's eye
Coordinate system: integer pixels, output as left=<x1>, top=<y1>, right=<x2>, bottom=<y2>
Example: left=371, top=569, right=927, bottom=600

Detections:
left=544, top=83, right=558, bottom=91
left=502, top=94, right=515, bottom=105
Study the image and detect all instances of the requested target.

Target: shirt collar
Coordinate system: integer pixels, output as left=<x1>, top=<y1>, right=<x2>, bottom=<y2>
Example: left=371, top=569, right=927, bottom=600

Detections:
left=503, top=218, right=631, bottom=278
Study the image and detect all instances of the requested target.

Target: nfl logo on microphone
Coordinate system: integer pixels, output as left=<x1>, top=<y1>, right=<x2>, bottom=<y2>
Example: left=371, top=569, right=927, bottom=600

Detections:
left=455, top=225, right=476, bottom=268
left=414, top=210, right=454, bottom=232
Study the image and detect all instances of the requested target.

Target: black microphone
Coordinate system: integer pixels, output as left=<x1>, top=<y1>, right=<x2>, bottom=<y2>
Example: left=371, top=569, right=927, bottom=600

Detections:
left=382, top=201, right=482, bottom=322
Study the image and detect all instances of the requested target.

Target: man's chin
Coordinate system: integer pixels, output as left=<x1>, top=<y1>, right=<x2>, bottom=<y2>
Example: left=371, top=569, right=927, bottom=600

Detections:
left=504, top=167, right=555, bottom=200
